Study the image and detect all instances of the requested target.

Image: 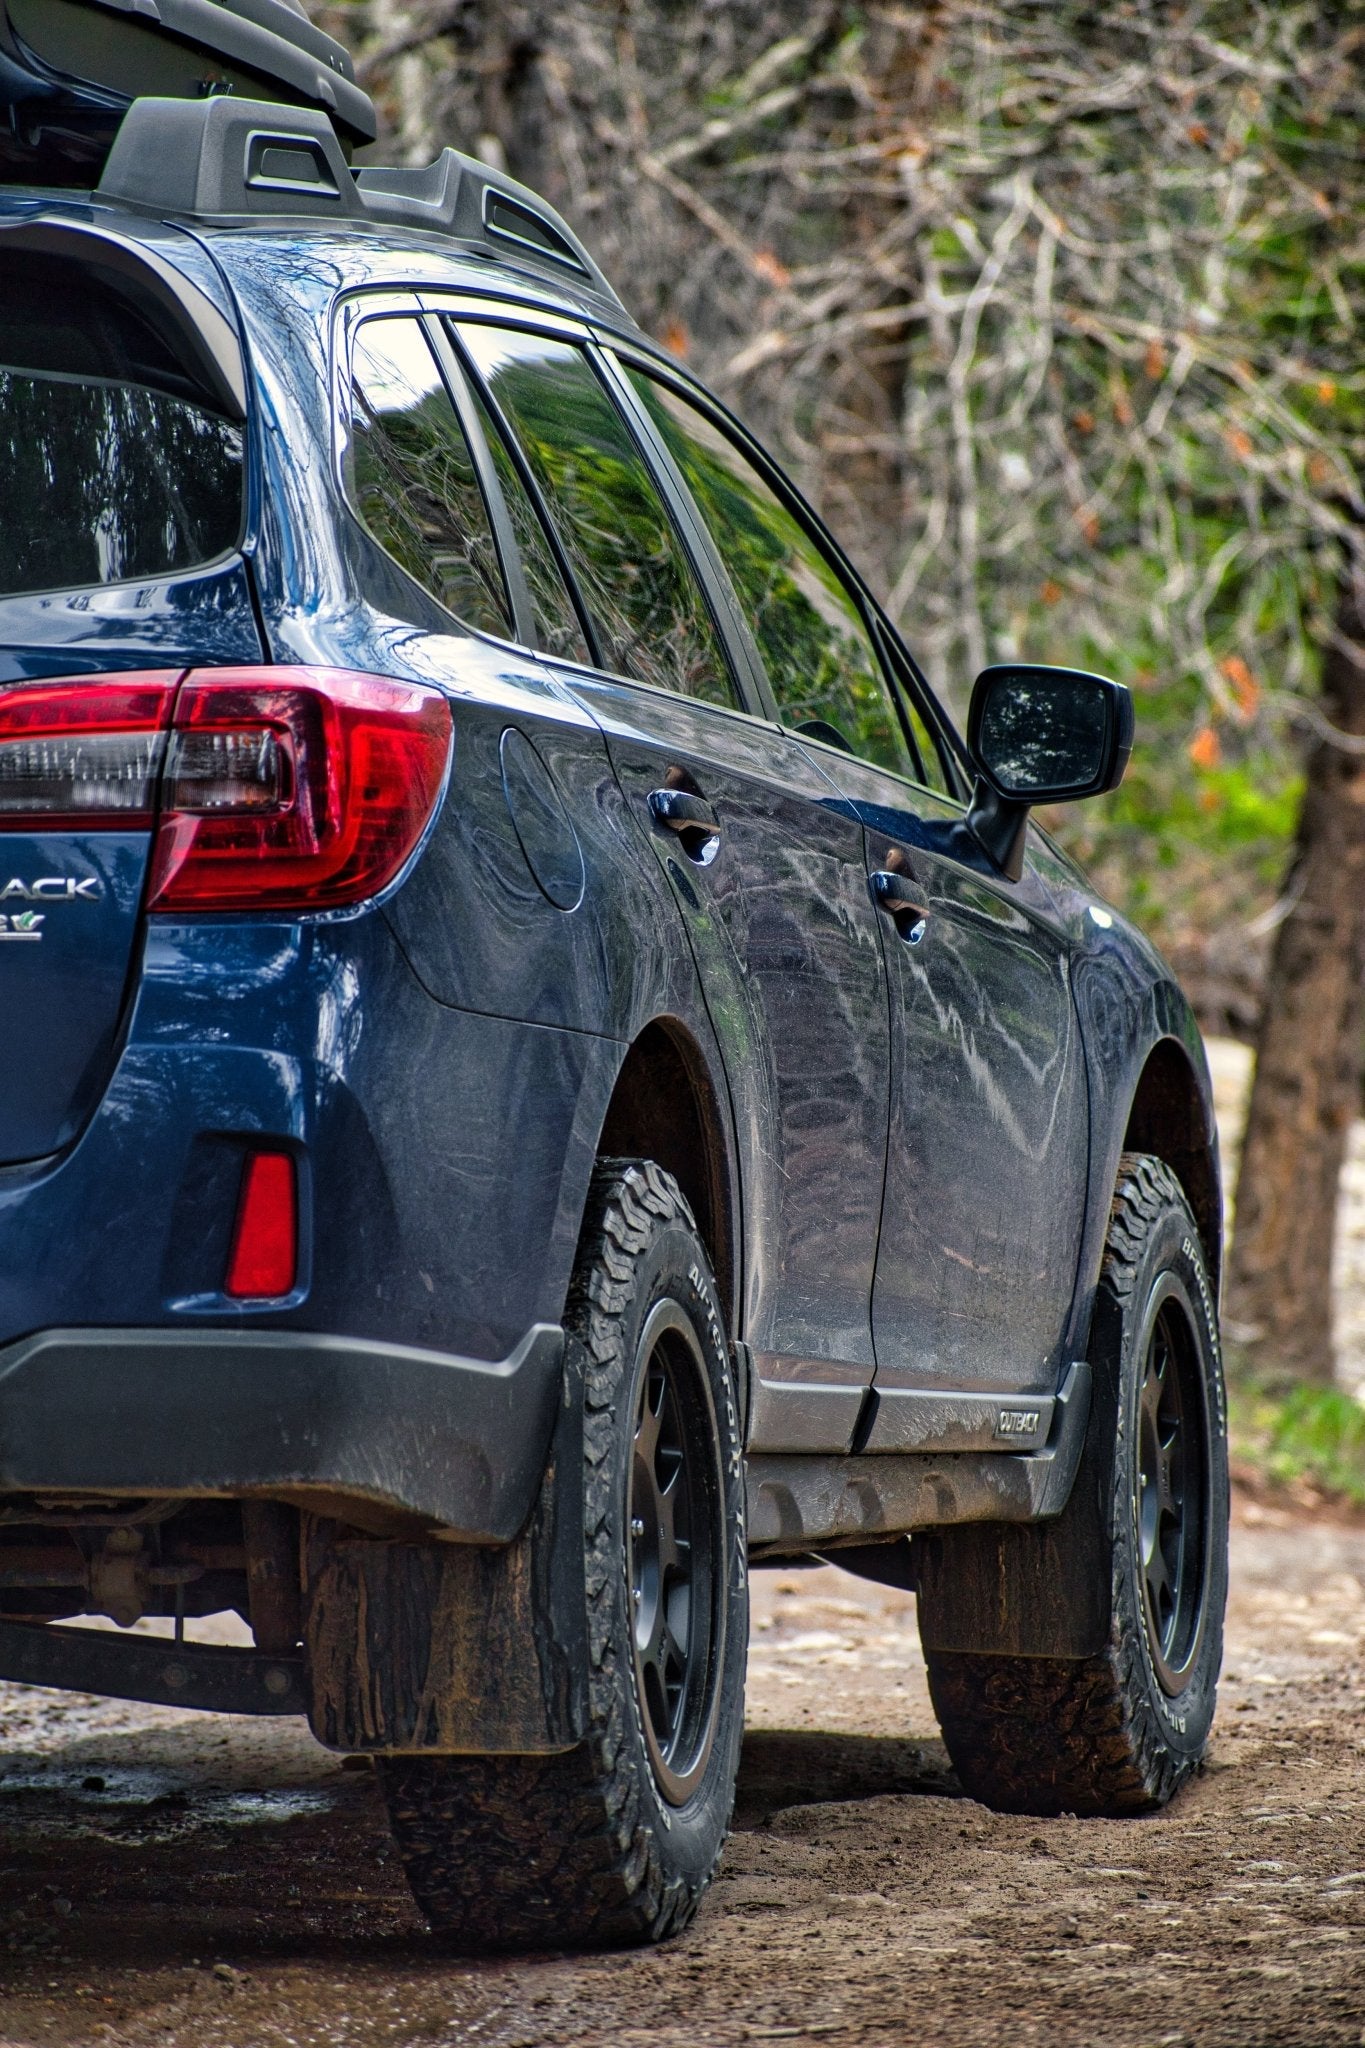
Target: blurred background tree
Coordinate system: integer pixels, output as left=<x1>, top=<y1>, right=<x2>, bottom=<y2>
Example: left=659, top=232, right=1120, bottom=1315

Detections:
left=321, top=0, right=1365, bottom=1383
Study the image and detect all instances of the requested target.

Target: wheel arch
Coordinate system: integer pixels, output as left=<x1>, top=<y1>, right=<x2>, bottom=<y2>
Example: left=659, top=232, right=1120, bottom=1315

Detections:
left=1120, top=1035, right=1222, bottom=1294
left=595, top=1017, right=739, bottom=1332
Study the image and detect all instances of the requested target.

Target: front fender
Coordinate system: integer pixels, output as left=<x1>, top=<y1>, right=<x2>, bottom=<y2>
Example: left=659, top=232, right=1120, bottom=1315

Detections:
left=1066, top=918, right=1222, bottom=1363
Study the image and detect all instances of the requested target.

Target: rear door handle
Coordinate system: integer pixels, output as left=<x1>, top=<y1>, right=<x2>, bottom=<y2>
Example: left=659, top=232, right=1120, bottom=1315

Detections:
left=647, top=788, right=722, bottom=864
left=870, top=869, right=930, bottom=944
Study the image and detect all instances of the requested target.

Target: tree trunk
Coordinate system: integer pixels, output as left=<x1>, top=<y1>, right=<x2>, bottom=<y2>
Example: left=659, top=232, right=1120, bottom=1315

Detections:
left=1226, top=558, right=1365, bottom=1383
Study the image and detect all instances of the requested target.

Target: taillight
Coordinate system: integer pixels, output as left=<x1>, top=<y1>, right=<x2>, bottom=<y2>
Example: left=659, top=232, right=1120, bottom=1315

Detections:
left=0, top=666, right=452, bottom=913
left=0, top=674, right=179, bottom=826
left=150, top=667, right=452, bottom=913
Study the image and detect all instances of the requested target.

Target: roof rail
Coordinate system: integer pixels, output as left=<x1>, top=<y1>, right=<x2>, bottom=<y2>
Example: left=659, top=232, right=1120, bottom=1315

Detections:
left=94, top=97, right=624, bottom=310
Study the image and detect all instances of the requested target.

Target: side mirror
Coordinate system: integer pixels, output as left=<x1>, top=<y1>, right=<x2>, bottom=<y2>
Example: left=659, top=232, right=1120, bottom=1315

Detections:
left=965, top=664, right=1134, bottom=881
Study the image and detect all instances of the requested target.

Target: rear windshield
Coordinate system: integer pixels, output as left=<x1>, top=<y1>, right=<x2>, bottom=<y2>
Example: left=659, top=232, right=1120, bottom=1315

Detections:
left=0, top=259, right=245, bottom=599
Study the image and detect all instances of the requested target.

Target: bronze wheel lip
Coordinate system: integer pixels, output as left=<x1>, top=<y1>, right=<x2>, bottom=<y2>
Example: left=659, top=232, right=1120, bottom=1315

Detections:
left=625, top=1295, right=726, bottom=1808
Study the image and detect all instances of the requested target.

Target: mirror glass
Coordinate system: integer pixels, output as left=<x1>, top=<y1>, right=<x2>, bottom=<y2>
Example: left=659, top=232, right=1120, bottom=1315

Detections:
left=975, top=668, right=1109, bottom=798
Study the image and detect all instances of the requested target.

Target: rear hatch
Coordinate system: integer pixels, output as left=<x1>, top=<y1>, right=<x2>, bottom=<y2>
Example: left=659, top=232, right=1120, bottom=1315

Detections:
left=0, top=222, right=256, bottom=1162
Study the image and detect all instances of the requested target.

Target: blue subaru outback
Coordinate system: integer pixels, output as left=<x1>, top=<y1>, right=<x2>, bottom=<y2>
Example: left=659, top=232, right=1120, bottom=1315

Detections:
left=0, top=0, right=1228, bottom=1953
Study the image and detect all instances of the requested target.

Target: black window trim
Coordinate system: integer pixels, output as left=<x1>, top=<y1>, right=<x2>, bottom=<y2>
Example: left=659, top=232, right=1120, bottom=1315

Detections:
left=419, top=311, right=536, bottom=646
left=439, top=311, right=606, bottom=674
left=593, top=344, right=778, bottom=731
left=601, top=333, right=972, bottom=803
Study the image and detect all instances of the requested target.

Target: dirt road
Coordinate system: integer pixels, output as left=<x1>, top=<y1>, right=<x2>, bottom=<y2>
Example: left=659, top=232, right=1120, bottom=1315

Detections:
left=1, top=1493, right=1362, bottom=2048
left=3, top=1038, right=1363, bottom=2045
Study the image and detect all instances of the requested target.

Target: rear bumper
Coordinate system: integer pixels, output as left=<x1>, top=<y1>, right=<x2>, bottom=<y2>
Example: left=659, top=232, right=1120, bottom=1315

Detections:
left=0, top=1323, right=564, bottom=1541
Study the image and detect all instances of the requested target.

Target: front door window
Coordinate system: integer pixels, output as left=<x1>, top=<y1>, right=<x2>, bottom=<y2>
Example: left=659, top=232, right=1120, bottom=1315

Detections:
left=624, top=370, right=915, bottom=775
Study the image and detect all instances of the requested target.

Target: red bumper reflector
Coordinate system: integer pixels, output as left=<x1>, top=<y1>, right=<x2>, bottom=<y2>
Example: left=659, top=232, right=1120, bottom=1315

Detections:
left=225, top=1151, right=298, bottom=1299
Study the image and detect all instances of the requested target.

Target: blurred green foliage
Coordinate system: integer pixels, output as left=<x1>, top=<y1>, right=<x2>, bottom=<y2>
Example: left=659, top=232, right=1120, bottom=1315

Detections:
left=1230, top=1375, right=1365, bottom=1509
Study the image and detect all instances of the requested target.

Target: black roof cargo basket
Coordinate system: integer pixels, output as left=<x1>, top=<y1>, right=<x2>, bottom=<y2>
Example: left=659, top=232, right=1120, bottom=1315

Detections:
left=0, top=0, right=374, bottom=186
left=94, top=96, right=625, bottom=308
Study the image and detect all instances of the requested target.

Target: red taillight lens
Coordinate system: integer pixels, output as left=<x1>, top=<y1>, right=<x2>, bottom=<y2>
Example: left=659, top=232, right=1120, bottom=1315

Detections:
left=225, top=1150, right=297, bottom=1299
left=0, top=673, right=180, bottom=827
left=149, top=668, right=452, bottom=914
left=0, top=666, right=452, bottom=912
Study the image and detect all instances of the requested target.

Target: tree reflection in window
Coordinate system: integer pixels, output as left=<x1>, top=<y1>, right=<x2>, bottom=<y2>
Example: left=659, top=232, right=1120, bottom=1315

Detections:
left=0, top=371, right=242, bottom=598
left=626, top=371, right=913, bottom=778
left=346, top=318, right=511, bottom=638
left=446, top=338, right=591, bottom=665
left=457, top=326, right=737, bottom=709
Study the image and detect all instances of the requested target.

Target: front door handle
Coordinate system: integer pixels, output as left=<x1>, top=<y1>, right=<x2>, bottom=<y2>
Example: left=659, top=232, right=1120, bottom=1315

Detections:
left=647, top=788, right=722, bottom=865
left=870, top=869, right=930, bottom=944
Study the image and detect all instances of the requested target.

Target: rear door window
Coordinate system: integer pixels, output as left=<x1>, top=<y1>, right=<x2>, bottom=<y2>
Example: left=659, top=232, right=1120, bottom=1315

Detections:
left=455, top=323, right=739, bottom=711
left=443, top=337, right=591, bottom=665
left=623, top=368, right=918, bottom=780
left=0, top=262, right=243, bottom=598
left=345, top=316, right=512, bottom=638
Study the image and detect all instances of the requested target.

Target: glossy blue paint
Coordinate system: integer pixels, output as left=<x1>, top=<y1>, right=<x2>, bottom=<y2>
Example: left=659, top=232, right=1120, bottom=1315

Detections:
left=807, top=751, right=1091, bottom=1399
left=499, top=726, right=585, bottom=911
left=0, top=197, right=1222, bottom=1542
left=567, top=670, right=892, bottom=1449
left=0, top=559, right=263, bottom=683
left=0, top=909, right=616, bottom=1367
left=0, top=832, right=151, bottom=1162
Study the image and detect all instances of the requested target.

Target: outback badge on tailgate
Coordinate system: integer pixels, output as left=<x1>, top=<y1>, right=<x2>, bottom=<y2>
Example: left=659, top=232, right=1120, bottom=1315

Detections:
left=0, top=875, right=102, bottom=939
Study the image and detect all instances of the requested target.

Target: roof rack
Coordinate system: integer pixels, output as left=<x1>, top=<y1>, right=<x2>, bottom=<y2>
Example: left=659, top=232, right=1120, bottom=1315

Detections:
left=94, top=96, right=624, bottom=310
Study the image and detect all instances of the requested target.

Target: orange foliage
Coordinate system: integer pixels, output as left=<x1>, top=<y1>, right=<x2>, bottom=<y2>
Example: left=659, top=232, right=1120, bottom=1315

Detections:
left=1219, top=655, right=1260, bottom=720
left=1188, top=726, right=1222, bottom=771
left=751, top=249, right=792, bottom=288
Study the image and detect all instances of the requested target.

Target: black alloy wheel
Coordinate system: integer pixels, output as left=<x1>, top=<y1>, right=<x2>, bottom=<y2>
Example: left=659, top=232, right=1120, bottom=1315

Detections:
left=376, top=1160, right=748, bottom=1951
left=1135, top=1281, right=1209, bottom=1694
left=627, top=1300, right=725, bottom=1806
left=917, top=1153, right=1229, bottom=1817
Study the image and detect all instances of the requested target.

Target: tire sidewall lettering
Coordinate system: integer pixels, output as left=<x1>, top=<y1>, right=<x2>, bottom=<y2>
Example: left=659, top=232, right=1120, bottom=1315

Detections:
left=1116, top=1189, right=1227, bottom=1758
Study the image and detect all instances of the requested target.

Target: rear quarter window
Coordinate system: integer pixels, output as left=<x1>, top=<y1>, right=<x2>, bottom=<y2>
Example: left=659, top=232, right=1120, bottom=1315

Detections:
left=0, top=256, right=244, bottom=599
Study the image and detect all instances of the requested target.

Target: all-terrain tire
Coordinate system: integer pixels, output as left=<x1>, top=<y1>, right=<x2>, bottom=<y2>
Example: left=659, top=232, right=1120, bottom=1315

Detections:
left=921, top=1153, right=1228, bottom=1817
left=378, top=1159, right=748, bottom=1951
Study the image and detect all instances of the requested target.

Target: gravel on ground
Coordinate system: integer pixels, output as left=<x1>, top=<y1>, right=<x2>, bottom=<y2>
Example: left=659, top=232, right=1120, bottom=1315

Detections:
left=3, top=1038, right=1364, bottom=2046
left=0, top=1493, right=1362, bottom=2048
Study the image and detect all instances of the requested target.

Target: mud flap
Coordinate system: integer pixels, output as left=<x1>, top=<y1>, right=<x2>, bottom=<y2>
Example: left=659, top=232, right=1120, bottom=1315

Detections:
left=302, top=1340, right=589, bottom=1753
left=914, top=1311, right=1119, bottom=1660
